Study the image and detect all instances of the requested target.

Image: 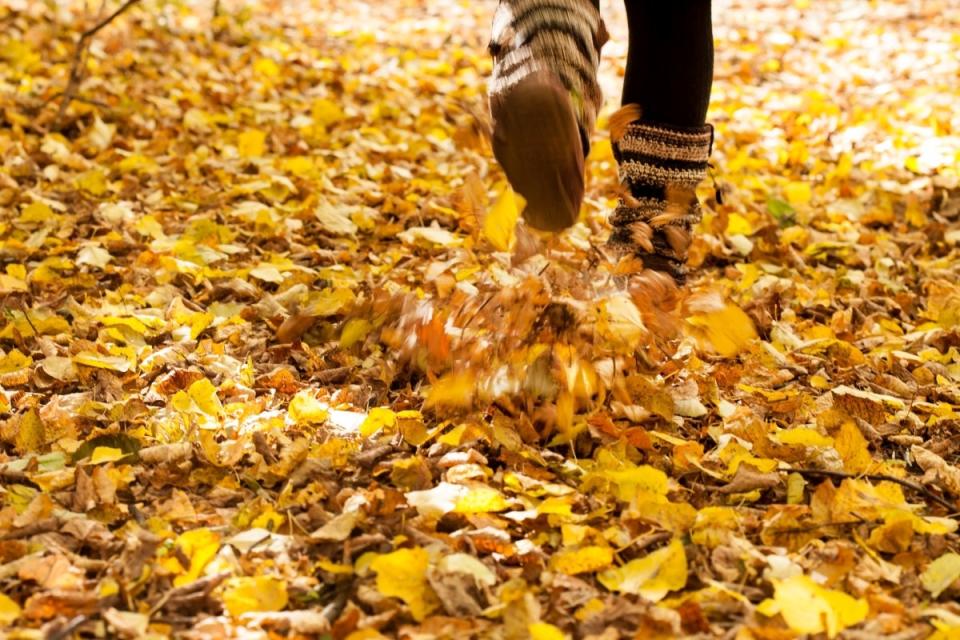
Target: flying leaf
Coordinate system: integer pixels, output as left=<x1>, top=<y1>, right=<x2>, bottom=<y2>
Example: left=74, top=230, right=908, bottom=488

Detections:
left=685, top=293, right=758, bottom=356
left=424, top=371, right=476, bottom=410
left=483, top=184, right=524, bottom=251
left=597, top=294, right=647, bottom=350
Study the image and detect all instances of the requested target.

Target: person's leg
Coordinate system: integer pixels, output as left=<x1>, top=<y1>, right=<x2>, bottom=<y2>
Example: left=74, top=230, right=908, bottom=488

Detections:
left=622, top=1, right=713, bottom=126
left=610, top=1, right=714, bottom=284
left=488, top=0, right=608, bottom=231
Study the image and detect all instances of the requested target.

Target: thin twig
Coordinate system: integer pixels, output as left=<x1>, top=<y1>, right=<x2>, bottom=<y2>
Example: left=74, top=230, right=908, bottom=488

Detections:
left=16, top=298, right=38, bottom=337
left=788, top=468, right=956, bottom=512
left=55, top=0, right=143, bottom=129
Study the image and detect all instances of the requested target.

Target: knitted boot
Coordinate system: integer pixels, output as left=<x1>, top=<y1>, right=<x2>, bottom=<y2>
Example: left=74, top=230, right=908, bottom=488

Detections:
left=608, top=105, right=713, bottom=284
left=488, top=0, right=607, bottom=231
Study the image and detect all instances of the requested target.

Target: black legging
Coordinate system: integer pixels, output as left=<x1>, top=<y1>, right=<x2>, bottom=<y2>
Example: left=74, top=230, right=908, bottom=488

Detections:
left=622, top=1, right=713, bottom=127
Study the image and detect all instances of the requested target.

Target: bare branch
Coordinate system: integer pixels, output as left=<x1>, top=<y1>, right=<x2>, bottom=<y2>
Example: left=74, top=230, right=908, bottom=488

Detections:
left=54, top=0, right=143, bottom=130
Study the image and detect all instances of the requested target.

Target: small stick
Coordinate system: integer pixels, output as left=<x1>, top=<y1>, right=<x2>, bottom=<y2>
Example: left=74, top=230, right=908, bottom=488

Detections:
left=55, top=0, right=143, bottom=128
left=788, top=468, right=956, bottom=513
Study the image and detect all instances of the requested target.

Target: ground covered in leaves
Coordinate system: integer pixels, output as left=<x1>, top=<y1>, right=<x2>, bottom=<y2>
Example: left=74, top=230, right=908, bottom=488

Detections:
left=2, top=0, right=960, bottom=637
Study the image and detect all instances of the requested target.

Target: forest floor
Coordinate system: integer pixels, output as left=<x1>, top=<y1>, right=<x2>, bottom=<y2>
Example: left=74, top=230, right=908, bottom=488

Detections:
left=2, top=0, right=960, bottom=637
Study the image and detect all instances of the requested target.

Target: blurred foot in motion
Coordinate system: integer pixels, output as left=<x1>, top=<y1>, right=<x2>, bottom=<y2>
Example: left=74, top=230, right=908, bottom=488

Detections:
left=488, top=0, right=607, bottom=232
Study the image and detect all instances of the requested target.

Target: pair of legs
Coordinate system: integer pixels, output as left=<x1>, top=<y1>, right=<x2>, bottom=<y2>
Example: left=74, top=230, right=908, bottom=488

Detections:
left=489, top=0, right=714, bottom=284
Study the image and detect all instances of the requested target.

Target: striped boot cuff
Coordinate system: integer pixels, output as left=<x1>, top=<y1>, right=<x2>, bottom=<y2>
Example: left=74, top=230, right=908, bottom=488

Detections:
left=488, top=0, right=607, bottom=140
left=608, top=108, right=712, bottom=284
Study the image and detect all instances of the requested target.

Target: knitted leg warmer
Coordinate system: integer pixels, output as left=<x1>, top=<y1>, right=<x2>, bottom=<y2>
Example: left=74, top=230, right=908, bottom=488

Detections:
left=608, top=105, right=712, bottom=284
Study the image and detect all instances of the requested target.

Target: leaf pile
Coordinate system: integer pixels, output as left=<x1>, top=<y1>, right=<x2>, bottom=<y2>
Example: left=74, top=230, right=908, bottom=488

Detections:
left=1, top=0, right=960, bottom=638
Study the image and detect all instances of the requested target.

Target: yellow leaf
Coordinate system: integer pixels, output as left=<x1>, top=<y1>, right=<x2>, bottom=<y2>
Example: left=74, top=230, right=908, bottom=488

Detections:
left=787, top=472, right=807, bottom=504
left=0, top=348, right=32, bottom=374
left=598, top=464, right=668, bottom=503
left=784, top=181, right=812, bottom=206
left=238, top=129, right=267, bottom=158
left=134, top=214, right=165, bottom=239
left=360, top=407, right=397, bottom=437
left=453, top=485, right=509, bottom=513
left=597, top=539, right=687, bottom=602
left=921, top=553, right=960, bottom=598
left=725, top=212, right=754, bottom=236
left=89, top=446, right=125, bottom=465
left=550, top=546, right=614, bottom=575
left=282, top=156, right=315, bottom=176
left=345, top=631, right=389, bottom=640
left=15, top=410, right=45, bottom=454
left=834, top=420, right=873, bottom=473
left=20, top=201, right=53, bottom=223
left=370, top=548, right=439, bottom=622
left=304, top=287, right=355, bottom=316
left=529, top=622, right=567, bottom=640
left=77, top=169, right=108, bottom=196
left=253, top=57, right=281, bottom=78
left=597, top=294, right=647, bottom=350
left=288, top=390, right=329, bottom=424
left=685, top=294, right=757, bottom=357
left=757, top=575, right=868, bottom=638
left=98, top=577, right=120, bottom=598
left=73, top=351, right=131, bottom=373
left=188, top=378, right=223, bottom=416
left=0, top=592, right=21, bottom=625
left=117, top=153, right=156, bottom=173
left=223, top=576, right=288, bottom=617
left=424, top=371, right=475, bottom=410
left=691, top=507, right=744, bottom=547
left=163, top=528, right=221, bottom=587
left=340, top=318, right=372, bottom=349
left=312, top=98, right=345, bottom=128
left=483, top=185, right=524, bottom=251
left=866, top=518, right=914, bottom=554
left=775, top=428, right=833, bottom=447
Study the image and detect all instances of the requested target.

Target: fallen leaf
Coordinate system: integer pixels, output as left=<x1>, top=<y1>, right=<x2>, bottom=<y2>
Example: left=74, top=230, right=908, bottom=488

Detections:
left=921, top=553, right=960, bottom=599
left=597, top=539, right=687, bottom=602
left=223, top=576, right=289, bottom=617
left=370, top=548, right=439, bottom=622
left=757, top=574, right=868, bottom=638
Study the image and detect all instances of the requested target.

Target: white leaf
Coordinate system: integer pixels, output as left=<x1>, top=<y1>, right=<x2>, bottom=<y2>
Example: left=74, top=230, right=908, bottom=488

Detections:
left=398, top=223, right=463, bottom=248
left=316, top=201, right=358, bottom=236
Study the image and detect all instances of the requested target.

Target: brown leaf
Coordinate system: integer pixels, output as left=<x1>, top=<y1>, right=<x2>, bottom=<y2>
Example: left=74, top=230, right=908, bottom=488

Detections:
left=717, top=464, right=781, bottom=494
left=912, top=445, right=960, bottom=496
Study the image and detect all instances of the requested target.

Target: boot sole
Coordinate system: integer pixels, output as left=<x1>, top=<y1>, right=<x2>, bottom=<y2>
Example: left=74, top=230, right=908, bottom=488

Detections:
left=491, top=72, right=586, bottom=232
